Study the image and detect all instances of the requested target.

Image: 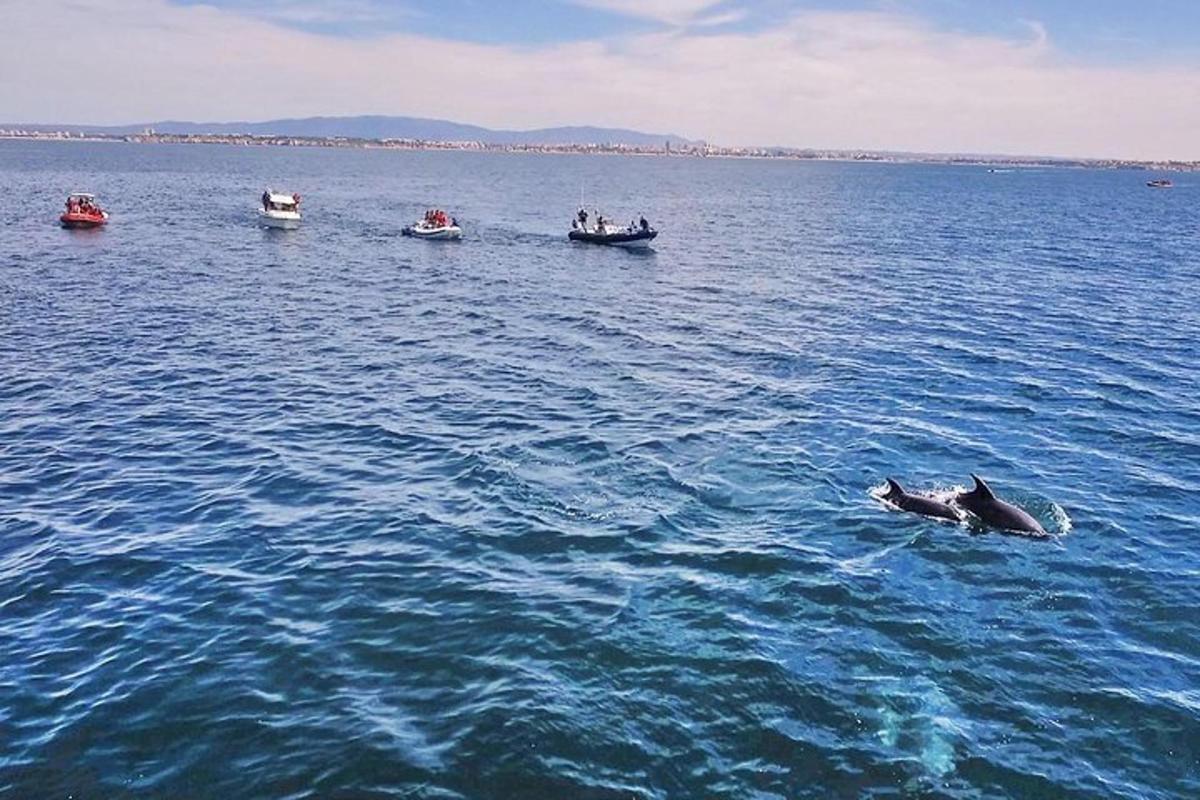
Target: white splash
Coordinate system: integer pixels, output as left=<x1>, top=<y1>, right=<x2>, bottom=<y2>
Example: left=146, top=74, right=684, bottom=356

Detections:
left=1050, top=502, right=1073, bottom=534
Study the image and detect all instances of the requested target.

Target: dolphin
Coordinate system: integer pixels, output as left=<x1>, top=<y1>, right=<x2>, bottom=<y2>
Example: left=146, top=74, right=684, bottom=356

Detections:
left=881, top=478, right=964, bottom=522
left=954, top=475, right=1048, bottom=536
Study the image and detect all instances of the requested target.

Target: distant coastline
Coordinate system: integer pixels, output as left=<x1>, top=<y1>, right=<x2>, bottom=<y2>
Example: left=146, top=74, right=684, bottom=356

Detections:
left=2, top=129, right=1195, bottom=172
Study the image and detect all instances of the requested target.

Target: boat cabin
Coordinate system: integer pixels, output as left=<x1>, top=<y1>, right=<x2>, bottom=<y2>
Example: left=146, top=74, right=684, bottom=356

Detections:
left=262, top=191, right=301, bottom=212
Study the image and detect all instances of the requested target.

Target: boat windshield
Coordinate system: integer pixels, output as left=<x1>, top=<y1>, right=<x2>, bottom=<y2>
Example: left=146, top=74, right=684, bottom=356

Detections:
left=65, top=194, right=103, bottom=213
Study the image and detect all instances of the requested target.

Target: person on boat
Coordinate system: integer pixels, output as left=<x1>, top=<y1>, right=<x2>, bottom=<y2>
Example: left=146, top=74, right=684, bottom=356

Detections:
left=578, top=208, right=588, bottom=227
left=262, top=191, right=270, bottom=211
left=639, top=216, right=650, bottom=232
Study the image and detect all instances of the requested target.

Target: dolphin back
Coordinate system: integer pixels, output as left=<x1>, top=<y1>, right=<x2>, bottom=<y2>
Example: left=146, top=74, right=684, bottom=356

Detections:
left=968, top=474, right=996, bottom=500
left=883, top=478, right=962, bottom=522
left=959, top=475, right=1047, bottom=536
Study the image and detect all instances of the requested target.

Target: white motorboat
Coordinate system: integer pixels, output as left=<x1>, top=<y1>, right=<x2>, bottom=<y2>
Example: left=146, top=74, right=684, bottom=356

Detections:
left=259, top=190, right=302, bottom=229
left=402, top=210, right=462, bottom=240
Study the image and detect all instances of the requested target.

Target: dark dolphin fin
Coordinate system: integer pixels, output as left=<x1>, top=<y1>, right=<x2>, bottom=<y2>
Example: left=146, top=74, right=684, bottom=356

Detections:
left=885, top=478, right=905, bottom=499
left=969, top=474, right=996, bottom=499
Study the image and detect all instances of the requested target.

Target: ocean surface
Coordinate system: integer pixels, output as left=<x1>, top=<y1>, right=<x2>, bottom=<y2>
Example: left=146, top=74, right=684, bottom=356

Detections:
left=1, top=140, right=1198, bottom=799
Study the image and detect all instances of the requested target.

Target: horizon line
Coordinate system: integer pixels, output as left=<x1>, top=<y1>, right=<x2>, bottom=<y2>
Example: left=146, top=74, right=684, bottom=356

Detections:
left=3, top=127, right=1197, bottom=169
left=6, top=114, right=1200, bottom=164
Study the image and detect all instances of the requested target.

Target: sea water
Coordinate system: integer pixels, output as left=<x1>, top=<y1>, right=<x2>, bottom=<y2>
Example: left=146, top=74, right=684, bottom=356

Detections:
left=1, top=141, right=1198, bottom=798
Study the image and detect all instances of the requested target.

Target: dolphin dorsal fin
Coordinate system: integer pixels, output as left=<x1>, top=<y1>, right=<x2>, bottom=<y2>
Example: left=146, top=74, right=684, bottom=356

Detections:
left=885, top=478, right=905, bottom=497
left=970, top=474, right=995, bottom=499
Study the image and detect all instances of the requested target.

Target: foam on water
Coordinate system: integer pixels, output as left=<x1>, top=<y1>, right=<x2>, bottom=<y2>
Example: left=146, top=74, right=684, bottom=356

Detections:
left=871, top=676, right=964, bottom=780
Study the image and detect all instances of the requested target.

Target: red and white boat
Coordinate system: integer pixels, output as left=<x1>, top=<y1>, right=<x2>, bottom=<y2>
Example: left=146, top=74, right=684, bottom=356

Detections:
left=60, top=193, right=109, bottom=229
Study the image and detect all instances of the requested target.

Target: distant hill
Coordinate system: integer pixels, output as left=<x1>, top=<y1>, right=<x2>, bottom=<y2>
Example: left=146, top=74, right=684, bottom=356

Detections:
left=2, top=115, right=698, bottom=148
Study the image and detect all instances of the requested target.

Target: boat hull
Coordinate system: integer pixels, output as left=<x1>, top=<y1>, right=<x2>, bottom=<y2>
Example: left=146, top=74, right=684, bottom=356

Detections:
left=260, top=210, right=301, bottom=229
left=569, top=229, right=657, bottom=249
left=60, top=213, right=107, bottom=229
left=403, top=225, right=462, bottom=240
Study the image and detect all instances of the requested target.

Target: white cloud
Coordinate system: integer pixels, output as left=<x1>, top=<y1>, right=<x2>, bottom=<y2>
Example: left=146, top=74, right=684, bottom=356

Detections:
left=692, top=10, right=748, bottom=28
left=571, top=0, right=724, bottom=25
left=245, top=1, right=401, bottom=26
left=2, top=0, right=1199, bottom=159
left=1019, top=18, right=1049, bottom=49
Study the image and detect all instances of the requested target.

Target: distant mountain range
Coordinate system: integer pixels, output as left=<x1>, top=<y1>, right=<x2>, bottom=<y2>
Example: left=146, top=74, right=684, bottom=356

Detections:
left=2, top=115, right=699, bottom=147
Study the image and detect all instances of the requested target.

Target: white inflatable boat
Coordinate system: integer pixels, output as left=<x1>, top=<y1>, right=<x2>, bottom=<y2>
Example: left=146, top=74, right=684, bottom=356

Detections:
left=403, top=211, right=462, bottom=240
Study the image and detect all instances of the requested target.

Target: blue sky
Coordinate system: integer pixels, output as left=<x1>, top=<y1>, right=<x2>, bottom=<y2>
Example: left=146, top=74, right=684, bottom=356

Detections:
left=6, top=0, right=1200, bottom=158
left=169, top=0, right=1200, bottom=62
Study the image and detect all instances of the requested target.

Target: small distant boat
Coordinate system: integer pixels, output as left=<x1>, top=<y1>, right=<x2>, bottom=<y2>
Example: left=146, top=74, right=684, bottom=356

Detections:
left=259, top=190, right=302, bottom=229
left=1146, top=179, right=1173, bottom=189
left=60, top=193, right=108, bottom=229
left=569, top=210, right=657, bottom=249
left=403, top=210, right=462, bottom=240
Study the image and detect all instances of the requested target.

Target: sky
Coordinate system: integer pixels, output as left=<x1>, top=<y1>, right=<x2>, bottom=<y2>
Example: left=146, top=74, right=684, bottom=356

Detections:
left=3, top=0, right=1199, bottom=159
